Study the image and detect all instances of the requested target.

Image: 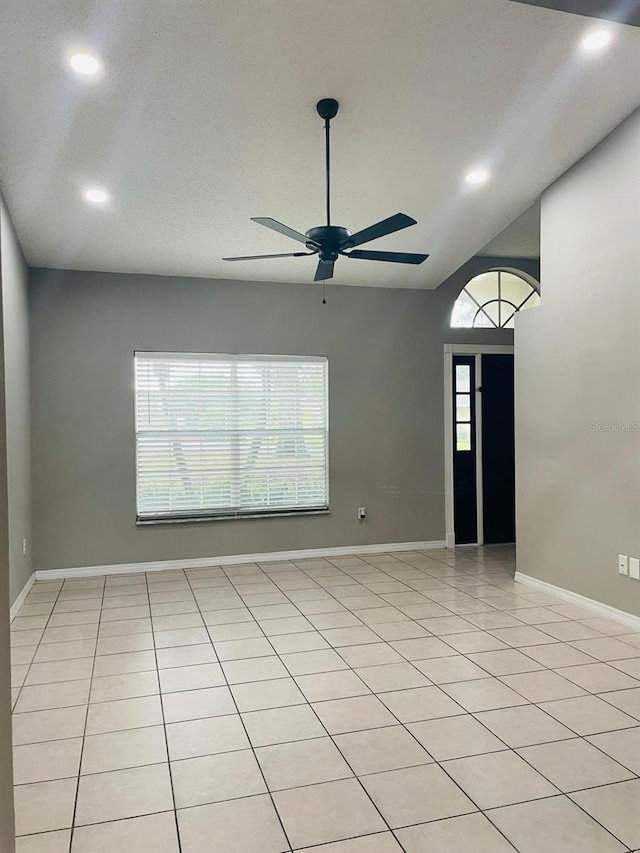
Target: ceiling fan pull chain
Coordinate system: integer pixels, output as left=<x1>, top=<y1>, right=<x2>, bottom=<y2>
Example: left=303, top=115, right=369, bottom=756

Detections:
left=322, top=281, right=327, bottom=305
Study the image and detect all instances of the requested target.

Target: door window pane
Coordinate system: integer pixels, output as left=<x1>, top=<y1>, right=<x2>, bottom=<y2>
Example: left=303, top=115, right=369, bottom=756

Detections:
left=456, top=423, right=471, bottom=451
left=455, top=365, right=470, bottom=392
left=456, top=394, right=471, bottom=422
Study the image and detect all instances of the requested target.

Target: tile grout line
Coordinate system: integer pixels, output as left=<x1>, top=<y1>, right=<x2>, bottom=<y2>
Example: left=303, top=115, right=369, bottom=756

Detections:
left=187, top=564, right=296, bottom=853
left=205, top=566, right=293, bottom=851
left=145, top=570, right=184, bottom=853
left=68, top=575, right=107, bottom=851
left=12, top=652, right=639, bottom=700
left=11, top=578, right=69, bottom=712
left=12, top=579, right=101, bottom=848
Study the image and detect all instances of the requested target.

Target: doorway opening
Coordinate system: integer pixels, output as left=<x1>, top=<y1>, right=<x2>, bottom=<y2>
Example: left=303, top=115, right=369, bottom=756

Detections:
left=444, top=344, right=515, bottom=547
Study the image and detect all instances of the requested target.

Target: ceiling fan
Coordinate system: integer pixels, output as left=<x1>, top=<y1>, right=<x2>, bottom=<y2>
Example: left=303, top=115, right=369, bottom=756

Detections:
left=223, top=98, right=429, bottom=283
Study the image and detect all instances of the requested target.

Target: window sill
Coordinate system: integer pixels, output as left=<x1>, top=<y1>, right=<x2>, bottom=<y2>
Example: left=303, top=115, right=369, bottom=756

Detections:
left=136, top=508, right=330, bottom=526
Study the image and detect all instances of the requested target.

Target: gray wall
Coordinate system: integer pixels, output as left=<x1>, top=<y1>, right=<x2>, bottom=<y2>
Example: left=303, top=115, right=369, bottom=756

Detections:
left=30, top=256, right=537, bottom=572
left=516, top=108, right=640, bottom=617
left=0, top=198, right=17, bottom=851
left=0, top=195, right=32, bottom=605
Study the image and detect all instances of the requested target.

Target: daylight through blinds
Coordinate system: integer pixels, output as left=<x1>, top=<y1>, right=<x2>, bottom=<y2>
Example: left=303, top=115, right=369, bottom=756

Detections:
left=135, top=353, right=328, bottom=520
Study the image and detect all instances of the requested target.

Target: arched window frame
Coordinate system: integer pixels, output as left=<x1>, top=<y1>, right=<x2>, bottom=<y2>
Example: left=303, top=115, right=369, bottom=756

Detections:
left=451, top=267, right=540, bottom=329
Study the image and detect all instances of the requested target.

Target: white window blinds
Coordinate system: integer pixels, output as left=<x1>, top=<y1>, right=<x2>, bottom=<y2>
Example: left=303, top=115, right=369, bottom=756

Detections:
left=135, top=352, right=329, bottom=521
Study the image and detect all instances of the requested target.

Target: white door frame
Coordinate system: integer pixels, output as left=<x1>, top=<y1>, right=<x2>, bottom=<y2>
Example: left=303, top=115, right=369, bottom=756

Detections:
left=444, top=344, right=514, bottom=548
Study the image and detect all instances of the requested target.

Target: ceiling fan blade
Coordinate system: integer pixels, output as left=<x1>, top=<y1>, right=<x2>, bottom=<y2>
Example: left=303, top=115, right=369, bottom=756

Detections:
left=314, top=259, right=335, bottom=281
left=343, top=213, right=417, bottom=249
left=346, top=249, right=429, bottom=265
left=223, top=251, right=315, bottom=261
left=251, top=217, right=316, bottom=246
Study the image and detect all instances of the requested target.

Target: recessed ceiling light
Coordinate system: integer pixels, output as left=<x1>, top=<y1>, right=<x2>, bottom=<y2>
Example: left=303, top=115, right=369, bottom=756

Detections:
left=84, top=188, right=109, bottom=204
left=465, top=169, right=490, bottom=186
left=69, top=53, right=101, bottom=75
left=581, top=30, right=612, bottom=52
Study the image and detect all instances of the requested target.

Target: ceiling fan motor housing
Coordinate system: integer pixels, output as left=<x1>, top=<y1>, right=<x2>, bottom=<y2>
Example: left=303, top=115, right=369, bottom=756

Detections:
left=305, top=225, right=352, bottom=260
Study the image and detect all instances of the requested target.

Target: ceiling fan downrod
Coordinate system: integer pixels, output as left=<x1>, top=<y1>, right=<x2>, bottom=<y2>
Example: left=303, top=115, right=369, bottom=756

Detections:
left=316, top=98, right=339, bottom=228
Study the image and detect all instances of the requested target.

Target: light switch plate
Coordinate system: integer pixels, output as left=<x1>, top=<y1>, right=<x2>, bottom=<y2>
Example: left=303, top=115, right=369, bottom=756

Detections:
left=629, top=557, right=640, bottom=581
left=618, top=555, right=629, bottom=575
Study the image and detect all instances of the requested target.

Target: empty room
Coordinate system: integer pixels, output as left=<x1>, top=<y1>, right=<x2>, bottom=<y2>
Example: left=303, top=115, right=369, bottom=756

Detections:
left=0, top=1, right=639, bottom=851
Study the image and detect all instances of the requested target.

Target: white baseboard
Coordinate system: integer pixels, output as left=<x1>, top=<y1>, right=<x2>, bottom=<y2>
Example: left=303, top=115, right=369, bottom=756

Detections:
left=35, top=540, right=448, bottom=581
left=10, top=573, right=36, bottom=621
left=515, top=571, right=640, bottom=631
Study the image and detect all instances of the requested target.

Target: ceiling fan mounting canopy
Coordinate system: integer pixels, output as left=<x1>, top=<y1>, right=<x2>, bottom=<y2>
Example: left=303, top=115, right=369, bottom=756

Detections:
left=316, top=97, right=339, bottom=121
left=223, top=98, right=429, bottom=282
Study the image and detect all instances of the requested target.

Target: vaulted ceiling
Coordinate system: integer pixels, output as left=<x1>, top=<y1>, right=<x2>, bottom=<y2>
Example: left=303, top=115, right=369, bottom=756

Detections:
left=0, top=0, right=638, bottom=288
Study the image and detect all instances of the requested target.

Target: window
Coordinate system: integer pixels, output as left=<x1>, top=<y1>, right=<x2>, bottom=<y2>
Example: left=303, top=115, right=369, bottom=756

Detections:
left=135, top=352, right=328, bottom=522
left=451, top=269, right=540, bottom=329
left=455, top=363, right=472, bottom=451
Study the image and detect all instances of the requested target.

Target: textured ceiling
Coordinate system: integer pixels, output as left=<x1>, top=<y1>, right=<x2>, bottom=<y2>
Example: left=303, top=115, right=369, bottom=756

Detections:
left=0, top=0, right=639, bottom=289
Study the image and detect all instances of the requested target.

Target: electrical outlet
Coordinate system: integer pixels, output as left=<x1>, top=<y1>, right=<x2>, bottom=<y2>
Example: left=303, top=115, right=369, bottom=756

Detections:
left=22, top=538, right=27, bottom=557
left=618, top=555, right=628, bottom=575
left=630, top=557, right=640, bottom=581
left=357, top=507, right=366, bottom=520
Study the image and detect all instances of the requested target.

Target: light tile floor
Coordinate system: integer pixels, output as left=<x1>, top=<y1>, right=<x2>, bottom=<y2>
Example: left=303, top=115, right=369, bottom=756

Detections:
left=9, top=545, right=640, bottom=852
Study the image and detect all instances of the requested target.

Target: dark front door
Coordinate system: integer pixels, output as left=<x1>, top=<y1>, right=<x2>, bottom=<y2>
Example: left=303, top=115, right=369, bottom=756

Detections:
left=481, top=354, right=515, bottom=544
left=452, top=356, right=477, bottom=544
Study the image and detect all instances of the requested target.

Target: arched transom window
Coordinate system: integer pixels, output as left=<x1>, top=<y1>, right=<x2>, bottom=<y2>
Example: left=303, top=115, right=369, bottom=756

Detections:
left=451, top=269, right=540, bottom=329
